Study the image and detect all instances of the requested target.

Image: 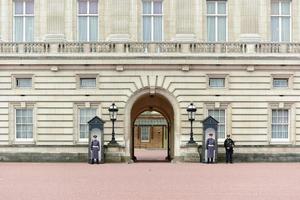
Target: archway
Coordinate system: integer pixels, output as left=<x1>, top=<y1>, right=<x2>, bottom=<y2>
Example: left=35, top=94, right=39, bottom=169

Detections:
left=124, top=88, right=180, bottom=162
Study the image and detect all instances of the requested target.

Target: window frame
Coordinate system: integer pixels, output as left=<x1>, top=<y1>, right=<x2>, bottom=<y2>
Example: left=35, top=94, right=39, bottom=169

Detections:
left=270, top=0, right=292, bottom=42
left=78, top=107, right=98, bottom=142
left=12, top=74, right=34, bottom=89
left=14, top=107, right=34, bottom=142
left=207, top=108, right=226, bottom=140
left=77, top=74, right=98, bottom=89
left=140, top=126, right=151, bottom=142
left=209, top=78, right=225, bottom=88
left=271, top=108, right=290, bottom=142
left=13, top=0, right=34, bottom=42
left=77, top=0, right=99, bottom=42
left=206, top=0, right=228, bottom=42
left=142, top=0, right=164, bottom=42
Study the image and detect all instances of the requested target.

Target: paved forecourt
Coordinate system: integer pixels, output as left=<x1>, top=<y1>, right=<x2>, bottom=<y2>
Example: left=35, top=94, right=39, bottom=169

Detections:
left=1, top=162, right=300, bottom=200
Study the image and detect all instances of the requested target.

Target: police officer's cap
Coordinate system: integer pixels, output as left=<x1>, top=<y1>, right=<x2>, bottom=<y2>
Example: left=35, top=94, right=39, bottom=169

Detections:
left=93, top=135, right=97, bottom=138
left=227, top=134, right=230, bottom=137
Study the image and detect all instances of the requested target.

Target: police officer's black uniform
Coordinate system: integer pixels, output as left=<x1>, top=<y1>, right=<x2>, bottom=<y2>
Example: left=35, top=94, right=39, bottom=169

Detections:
left=224, top=135, right=235, bottom=163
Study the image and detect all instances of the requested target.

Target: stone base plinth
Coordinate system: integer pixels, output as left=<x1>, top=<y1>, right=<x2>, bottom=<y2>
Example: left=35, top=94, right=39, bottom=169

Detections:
left=180, top=143, right=201, bottom=162
left=104, top=144, right=126, bottom=163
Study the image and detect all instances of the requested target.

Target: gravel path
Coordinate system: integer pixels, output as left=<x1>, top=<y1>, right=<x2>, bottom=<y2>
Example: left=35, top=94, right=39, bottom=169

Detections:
left=1, top=162, right=300, bottom=200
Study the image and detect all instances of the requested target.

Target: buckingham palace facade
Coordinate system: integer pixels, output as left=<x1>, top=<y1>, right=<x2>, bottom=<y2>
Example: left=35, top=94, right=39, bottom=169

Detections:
left=0, top=0, right=300, bottom=162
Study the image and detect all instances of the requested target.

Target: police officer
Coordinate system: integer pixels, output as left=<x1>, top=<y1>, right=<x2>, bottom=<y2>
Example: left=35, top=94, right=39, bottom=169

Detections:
left=90, top=135, right=100, bottom=164
left=206, top=133, right=216, bottom=164
left=224, top=134, right=235, bottom=163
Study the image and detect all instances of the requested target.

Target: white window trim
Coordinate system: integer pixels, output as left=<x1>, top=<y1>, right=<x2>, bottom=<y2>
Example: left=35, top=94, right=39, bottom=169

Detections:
left=77, top=0, right=99, bottom=42
left=207, top=74, right=229, bottom=89
left=206, top=0, right=228, bottom=42
left=271, top=0, right=292, bottom=42
left=142, top=0, right=164, bottom=42
left=269, top=103, right=293, bottom=144
left=76, top=74, right=98, bottom=89
left=75, top=103, right=101, bottom=144
left=271, top=74, right=293, bottom=89
left=13, top=0, right=34, bottom=42
left=12, top=74, right=34, bottom=89
left=10, top=103, right=36, bottom=144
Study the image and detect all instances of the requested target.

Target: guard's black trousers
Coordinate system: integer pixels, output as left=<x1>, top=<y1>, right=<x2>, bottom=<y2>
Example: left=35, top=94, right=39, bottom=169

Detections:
left=226, top=149, right=233, bottom=163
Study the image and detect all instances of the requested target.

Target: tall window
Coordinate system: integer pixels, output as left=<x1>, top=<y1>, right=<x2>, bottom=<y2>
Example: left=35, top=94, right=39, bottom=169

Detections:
left=272, top=109, right=289, bottom=140
left=16, top=108, right=33, bottom=140
left=142, top=0, right=163, bottom=41
left=140, top=126, right=150, bottom=142
left=207, top=1, right=227, bottom=42
left=14, top=0, right=34, bottom=42
left=271, top=0, right=291, bottom=42
left=78, top=0, right=98, bottom=41
left=208, top=109, right=225, bottom=139
left=79, top=108, right=97, bottom=139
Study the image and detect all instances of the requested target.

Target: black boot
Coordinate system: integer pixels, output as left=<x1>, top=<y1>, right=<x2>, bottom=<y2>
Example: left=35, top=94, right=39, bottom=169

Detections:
left=91, top=159, right=94, bottom=164
left=96, top=159, right=99, bottom=164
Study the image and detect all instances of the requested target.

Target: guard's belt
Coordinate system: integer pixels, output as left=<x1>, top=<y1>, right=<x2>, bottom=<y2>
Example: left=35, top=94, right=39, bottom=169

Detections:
left=208, top=144, right=214, bottom=147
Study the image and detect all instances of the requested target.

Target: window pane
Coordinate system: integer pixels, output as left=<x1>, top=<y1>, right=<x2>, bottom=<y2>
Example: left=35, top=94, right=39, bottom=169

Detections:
left=271, top=1, right=279, bottom=15
left=153, top=16, right=162, bottom=41
left=25, top=0, right=34, bottom=14
left=271, top=17, right=279, bottom=42
left=209, top=78, right=224, bottom=87
left=89, top=17, right=98, bottom=41
left=217, top=16, right=226, bottom=41
left=17, top=78, right=32, bottom=88
left=153, top=1, right=162, bottom=14
left=207, top=2, right=215, bottom=14
left=207, top=16, right=215, bottom=42
left=89, top=0, right=98, bottom=14
left=281, top=17, right=290, bottom=42
left=272, top=109, right=288, bottom=139
left=25, top=17, right=34, bottom=42
left=16, top=109, right=33, bottom=139
left=78, top=17, right=88, bottom=41
left=79, top=108, right=97, bottom=139
left=14, top=17, right=24, bottom=42
left=273, top=78, right=288, bottom=87
left=143, top=16, right=151, bottom=41
left=15, top=0, right=23, bottom=14
left=141, top=126, right=150, bottom=141
left=78, top=0, right=87, bottom=14
left=143, top=1, right=151, bottom=14
left=281, top=1, right=290, bottom=15
left=217, top=2, right=226, bottom=14
left=80, top=78, right=96, bottom=88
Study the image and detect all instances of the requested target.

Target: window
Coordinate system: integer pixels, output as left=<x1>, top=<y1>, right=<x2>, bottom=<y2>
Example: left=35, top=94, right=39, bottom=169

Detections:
left=78, top=0, right=98, bottom=41
left=273, top=78, right=288, bottom=88
left=16, top=108, right=33, bottom=140
left=80, top=78, right=96, bottom=88
left=271, top=109, right=289, bottom=140
left=140, top=126, right=150, bottom=142
left=142, top=0, right=163, bottom=41
left=14, top=0, right=34, bottom=42
left=271, top=0, right=291, bottom=42
left=209, top=78, right=225, bottom=88
left=79, top=108, right=97, bottom=139
left=208, top=109, right=225, bottom=139
left=207, top=1, right=227, bottom=42
left=16, top=78, right=32, bottom=88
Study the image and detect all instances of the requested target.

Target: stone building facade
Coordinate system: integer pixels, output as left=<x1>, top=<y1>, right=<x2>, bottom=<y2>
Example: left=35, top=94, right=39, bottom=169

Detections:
left=0, top=0, right=300, bottom=162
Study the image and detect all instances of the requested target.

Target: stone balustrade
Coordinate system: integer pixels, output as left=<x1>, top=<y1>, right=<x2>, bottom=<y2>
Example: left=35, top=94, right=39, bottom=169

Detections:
left=1, top=42, right=300, bottom=55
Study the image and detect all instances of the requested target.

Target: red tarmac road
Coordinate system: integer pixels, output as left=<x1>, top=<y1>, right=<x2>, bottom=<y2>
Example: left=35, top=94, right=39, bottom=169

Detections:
left=1, top=150, right=300, bottom=200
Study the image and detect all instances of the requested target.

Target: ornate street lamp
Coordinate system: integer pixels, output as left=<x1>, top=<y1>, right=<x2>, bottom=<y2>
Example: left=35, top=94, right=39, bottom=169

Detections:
left=108, top=102, right=118, bottom=145
left=187, top=102, right=197, bottom=144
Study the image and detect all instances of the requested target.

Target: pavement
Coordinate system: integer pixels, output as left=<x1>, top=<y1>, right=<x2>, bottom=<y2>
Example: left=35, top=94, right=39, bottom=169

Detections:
left=1, top=150, right=300, bottom=200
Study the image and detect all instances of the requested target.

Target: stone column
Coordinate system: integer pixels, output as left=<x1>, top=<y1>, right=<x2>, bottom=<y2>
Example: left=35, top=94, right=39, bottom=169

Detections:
left=292, top=0, right=300, bottom=42
left=44, top=0, right=66, bottom=42
left=0, top=0, right=10, bottom=41
left=129, top=0, right=138, bottom=41
left=39, top=0, right=47, bottom=41
left=64, top=0, right=74, bottom=41
left=174, top=0, right=196, bottom=41
left=259, top=0, right=269, bottom=41
left=107, top=0, right=130, bottom=41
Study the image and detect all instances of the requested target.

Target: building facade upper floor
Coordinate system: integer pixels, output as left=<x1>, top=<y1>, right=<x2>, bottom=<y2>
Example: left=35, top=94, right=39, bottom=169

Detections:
left=0, top=0, right=300, bottom=43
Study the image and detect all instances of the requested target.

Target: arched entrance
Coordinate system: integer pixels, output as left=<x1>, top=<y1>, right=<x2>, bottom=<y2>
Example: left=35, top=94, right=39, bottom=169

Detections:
left=124, top=88, right=180, bottom=162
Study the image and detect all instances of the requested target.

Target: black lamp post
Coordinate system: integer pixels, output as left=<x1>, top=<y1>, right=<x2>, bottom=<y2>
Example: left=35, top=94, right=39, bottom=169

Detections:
left=187, top=102, right=197, bottom=144
left=108, top=102, right=118, bottom=145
